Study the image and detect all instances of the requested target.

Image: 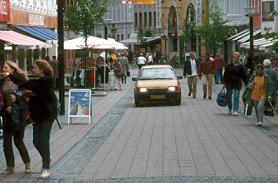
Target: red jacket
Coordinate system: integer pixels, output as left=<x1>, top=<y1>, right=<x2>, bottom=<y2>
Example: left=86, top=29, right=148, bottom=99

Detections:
left=198, top=60, right=215, bottom=76
left=214, top=56, right=225, bottom=69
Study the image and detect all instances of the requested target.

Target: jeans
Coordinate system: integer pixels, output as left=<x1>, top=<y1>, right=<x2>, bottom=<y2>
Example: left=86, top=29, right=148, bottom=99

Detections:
left=3, top=128, right=31, bottom=167
left=214, top=69, right=223, bottom=84
left=253, top=99, right=265, bottom=123
left=33, top=121, right=53, bottom=169
left=226, top=88, right=240, bottom=113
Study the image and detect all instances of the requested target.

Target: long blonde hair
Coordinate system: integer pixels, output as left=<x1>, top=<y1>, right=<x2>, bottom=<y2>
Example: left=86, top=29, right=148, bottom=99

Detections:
left=4, top=60, right=28, bottom=81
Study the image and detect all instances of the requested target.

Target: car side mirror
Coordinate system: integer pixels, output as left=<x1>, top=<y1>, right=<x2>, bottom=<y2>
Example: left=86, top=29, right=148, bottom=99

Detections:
left=132, top=77, right=137, bottom=81
left=177, top=76, right=183, bottom=80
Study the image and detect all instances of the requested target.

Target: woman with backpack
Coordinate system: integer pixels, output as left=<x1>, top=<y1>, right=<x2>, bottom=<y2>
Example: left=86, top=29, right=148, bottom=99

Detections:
left=0, top=61, right=31, bottom=175
left=7, top=60, right=58, bottom=179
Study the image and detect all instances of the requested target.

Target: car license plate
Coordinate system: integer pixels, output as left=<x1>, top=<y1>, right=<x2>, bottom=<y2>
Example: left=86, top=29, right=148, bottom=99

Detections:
left=150, top=95, right=165, bottom=99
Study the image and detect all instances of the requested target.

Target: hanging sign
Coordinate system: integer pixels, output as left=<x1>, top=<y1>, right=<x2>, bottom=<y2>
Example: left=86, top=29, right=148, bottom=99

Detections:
left=68, top=89, right=92, bottom=125
left=0, top=0, right=10, bottom=22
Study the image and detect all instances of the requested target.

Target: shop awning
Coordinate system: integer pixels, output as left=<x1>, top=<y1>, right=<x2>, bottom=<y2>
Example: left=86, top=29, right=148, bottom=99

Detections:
left=240, top=38, right=273, bottom=49
left=226, top=29, right=249, bottom=40
left=15, top=25, right=58, bottom=41
left=238, top=29, right=261, bottom=43
left=0, top=30, right=49, bottom=46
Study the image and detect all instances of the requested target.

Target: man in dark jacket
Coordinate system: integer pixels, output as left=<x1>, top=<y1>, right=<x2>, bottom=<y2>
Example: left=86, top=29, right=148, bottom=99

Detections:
left=183, top=51, right=200, bottom=98
left=223, top=52, right=248, bottom=115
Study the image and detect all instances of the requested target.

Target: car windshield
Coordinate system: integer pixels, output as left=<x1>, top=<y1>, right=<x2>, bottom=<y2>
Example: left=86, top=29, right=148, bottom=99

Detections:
left=138, top=67, right=176, bottom=80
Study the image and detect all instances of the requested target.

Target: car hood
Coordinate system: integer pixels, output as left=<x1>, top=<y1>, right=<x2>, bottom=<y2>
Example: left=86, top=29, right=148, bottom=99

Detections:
left=136, top=80, right=179, bottom=88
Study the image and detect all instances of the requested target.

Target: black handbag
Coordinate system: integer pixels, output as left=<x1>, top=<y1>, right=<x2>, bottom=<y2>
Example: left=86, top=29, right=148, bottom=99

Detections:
left=264, top=99, right=275, bottom=116
left=126, top=71, right=130, bottom=77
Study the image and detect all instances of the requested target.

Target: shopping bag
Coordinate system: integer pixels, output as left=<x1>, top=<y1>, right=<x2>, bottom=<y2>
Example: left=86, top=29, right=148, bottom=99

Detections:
left=264, top=99, right=275, bottom=116
left=216, top=89, right=227, bottom=107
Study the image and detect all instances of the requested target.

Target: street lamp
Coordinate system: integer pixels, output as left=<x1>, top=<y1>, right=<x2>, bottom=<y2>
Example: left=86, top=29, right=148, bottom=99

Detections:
left=244, top=6, right=258, bottom=75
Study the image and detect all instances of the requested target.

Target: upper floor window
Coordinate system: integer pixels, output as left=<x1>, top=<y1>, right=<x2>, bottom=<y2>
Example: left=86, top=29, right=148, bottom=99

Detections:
left=262, top=1, right=274, bottom=21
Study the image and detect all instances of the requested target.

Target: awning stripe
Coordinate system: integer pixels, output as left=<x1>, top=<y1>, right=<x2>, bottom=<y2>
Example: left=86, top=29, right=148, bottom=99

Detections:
left=0, top=30, right=49, bottom=46
left=15, top=25, right=58, bottom=41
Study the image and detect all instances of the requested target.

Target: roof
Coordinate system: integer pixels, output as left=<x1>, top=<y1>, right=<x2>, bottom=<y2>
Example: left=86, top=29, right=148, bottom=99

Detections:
left=142, top=65, right=173, bottom=69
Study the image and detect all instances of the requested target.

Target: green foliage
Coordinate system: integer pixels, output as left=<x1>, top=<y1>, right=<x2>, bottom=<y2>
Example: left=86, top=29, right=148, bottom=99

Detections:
left=264, top=10, right=278, bottom=53
left=65, top=0, right=107, bottom=47
left=195, top=0, right=232, bottom=56
left=137, top=27, right=147, bottom=47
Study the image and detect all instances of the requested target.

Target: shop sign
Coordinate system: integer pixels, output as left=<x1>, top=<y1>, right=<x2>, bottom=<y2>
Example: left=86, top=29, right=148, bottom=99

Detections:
left=29, top=14, right=44, bottom=26
left=0, top=0, right=10, bottom=22
left=68, top=89, right=92, bottom=125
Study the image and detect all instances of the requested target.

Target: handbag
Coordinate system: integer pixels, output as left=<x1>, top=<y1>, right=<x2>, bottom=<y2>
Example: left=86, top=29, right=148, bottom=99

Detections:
left=216, top=89, right=227, bottom=107
left=126, top=71, right=130, bottom=77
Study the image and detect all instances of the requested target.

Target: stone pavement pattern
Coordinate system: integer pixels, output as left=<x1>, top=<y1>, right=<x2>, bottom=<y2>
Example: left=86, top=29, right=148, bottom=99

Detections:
left=0, top=68, right=278, bottom=183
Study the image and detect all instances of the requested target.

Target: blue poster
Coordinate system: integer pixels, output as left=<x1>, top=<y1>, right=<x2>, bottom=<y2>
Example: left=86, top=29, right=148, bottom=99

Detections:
left=68, top=89, right=92, bottom=124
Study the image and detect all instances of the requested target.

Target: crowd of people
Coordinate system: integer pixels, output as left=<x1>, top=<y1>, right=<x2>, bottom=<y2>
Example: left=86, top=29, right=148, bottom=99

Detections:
left=0, top=60, right=58, bottom=179
left=183, top=51, right=278, bottom=126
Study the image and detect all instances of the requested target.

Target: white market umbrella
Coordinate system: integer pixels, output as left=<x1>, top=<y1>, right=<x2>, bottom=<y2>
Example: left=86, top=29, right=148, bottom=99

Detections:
left=64, top=36, right=117, bottom=50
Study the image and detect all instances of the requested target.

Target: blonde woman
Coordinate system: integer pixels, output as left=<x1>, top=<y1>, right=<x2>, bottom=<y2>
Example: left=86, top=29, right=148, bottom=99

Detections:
left=0, top=61, right=31, bottom=175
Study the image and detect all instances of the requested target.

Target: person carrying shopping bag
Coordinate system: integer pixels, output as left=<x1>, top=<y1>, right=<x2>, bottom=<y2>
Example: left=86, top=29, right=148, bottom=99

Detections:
left=0, top=61, right=31, bottom=175
left=7, top=60, right=58, bottom=179
left=247, top=64, right=274, bottom=126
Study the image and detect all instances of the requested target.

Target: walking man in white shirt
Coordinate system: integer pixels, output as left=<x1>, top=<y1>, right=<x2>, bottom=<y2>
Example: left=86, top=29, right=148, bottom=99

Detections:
left=183, top=52, right=200, bottom=98
left=137, top=53, right=146, bottom=69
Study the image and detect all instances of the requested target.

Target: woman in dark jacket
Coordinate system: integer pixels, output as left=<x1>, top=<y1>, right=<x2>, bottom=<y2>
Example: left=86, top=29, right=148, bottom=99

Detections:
left=0, top=61, right=31, bottom=175
left=9, top=60, right=58, bottom=179
left=223, top=52, right=248, bottom=115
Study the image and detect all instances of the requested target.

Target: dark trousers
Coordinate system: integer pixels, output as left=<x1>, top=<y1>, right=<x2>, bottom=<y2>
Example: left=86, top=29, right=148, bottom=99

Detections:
left=33, top=121, right=53, bottom=169
left=3, top=128, right=30, bottom=167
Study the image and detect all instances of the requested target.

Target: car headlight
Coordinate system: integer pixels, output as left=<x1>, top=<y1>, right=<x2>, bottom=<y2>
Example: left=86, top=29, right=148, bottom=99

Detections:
left=139, top=88, right=147, bottom=93
left=168, top=87, right=176, bottom=92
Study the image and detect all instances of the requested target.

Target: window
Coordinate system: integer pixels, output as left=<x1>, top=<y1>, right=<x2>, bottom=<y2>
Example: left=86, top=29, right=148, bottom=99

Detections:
left=144, top=12, right=147, bottom=26
left=149, top=12, right=152, bottom=26
left=139, top=13, right=142, bottom=27
left=262, top=1, right=274, bottom=21
left=134, top=13, right=138, bottom=27
left=154, top=12, right=156, bottom=27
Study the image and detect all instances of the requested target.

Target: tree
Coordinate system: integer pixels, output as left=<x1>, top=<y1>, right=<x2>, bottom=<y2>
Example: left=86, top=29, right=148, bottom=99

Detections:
left=137, top=27, right=147, bottom=48
left=65, top=0, right=107, bottom=49
left=264, top=10, right=278, bottom=53
left=195, top=0, right=232, bottom=56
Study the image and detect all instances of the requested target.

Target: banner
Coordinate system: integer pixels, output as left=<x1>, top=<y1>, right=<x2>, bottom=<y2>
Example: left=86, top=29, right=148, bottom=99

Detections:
left=0, top=0, right=10, bottom=22
left=122, top=0, right=155, bottom=4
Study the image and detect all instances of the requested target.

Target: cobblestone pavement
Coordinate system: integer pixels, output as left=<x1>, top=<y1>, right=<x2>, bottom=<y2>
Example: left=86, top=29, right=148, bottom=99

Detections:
left=0, top=68, right=278, bottom=183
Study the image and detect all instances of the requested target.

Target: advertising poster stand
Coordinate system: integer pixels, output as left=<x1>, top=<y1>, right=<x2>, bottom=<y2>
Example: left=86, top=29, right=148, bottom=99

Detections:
left=68, top=89, right=92, bottom=124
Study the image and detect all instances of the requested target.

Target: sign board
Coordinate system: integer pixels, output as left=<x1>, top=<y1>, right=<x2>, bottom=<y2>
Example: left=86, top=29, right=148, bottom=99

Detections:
left=0, top=0, right=10, bottom=22
left=68, top=89, right=92, bottom=124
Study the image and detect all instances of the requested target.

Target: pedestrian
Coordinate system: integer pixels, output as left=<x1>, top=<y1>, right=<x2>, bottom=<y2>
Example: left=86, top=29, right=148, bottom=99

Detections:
left=113, top=59, right=123, bottom=91
left=146, top=52, right=154, bottom=65
left=223, top=52, right=248, bottom=115
left=183, top=51, right=199, bottom=98
left=137, top=53, right=146, bottom=69
left=0, top=61, right=31, bottom=175
left=118, top=52, right=129, bottom=84
left=213, top=53, right=225, bottom=84
left=248, top=64, right=274, bottom=126
left=263, top=59, right=277, bottom=110
left=7, top=60, right=58, bottom=179
left=198, top=55, right=215, bottom=100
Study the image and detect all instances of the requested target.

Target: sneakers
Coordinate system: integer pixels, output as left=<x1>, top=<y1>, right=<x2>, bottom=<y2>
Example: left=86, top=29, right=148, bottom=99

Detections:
left=228, top=109, right=232, bottom=115
left=232, top=111, right=238, bottom=116
left=1, top=167, right=14, bottom=175
left=256, top=122, right=262, bottom=126
left=40, top=169, right=50, bottom=179
left=25, top=163, right=32, bottom=174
